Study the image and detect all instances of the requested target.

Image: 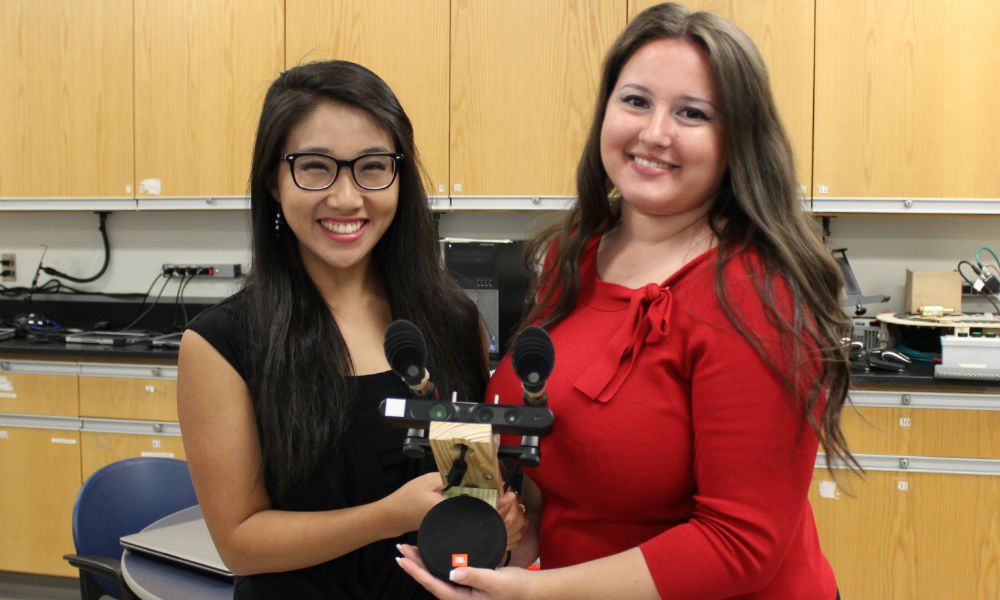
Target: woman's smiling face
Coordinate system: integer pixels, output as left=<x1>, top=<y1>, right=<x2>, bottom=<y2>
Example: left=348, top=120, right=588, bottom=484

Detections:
left=600, top=37, right=727, bottom=223
left=276, top=99, right=399, bottom=281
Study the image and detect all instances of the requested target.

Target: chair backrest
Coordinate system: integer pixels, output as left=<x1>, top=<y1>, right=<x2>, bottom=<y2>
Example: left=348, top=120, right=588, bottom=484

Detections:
left=71, top=457, right=198, bottom=595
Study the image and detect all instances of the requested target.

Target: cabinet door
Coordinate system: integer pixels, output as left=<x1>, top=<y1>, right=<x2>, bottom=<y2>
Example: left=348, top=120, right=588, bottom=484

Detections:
left=285, top=0, right=451, bottom=201
left=634, top=0, right=815, bottom=196
left=450, top=0, right=623, bottom=200
left=81, top=431, right=186, bottom=482
left=134, top=0, right=284, bottom=201
left=811, top=469, right=1000, bottom=599
left=0, top=0, right=132, bottom=199
left=813, top=0, right=1000, bottom=206
left=0, top=426, right=80, bottom=577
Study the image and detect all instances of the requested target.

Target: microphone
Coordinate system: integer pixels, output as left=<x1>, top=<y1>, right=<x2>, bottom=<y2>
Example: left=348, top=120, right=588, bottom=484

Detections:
left=512, top=326, right=555, bottom=406
left=511, top=326, right=555, bottom=469
left=384, top=319, right=437, bottom=399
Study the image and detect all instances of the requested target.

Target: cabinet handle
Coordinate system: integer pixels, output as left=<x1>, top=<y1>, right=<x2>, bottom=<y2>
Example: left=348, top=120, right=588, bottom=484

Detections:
left=0, top=361, right=9, bottom=371
left=899, top=457, right=910, bottom=469
left=901, top=394, right=911, bottom=405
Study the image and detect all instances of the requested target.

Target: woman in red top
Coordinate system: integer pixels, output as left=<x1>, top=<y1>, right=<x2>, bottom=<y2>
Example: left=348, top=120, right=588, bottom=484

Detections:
left=398, top=3, right=853, bottom=598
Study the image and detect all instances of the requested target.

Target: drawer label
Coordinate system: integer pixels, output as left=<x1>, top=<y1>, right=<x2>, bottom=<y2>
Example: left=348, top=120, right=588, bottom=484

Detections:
left=141, top=451, right=175, bottom=458
left=0, top=375, right=12, bottom=392
left=0, top=392, right=15, bottom=399
left=51, top=437, right=77, bottom=445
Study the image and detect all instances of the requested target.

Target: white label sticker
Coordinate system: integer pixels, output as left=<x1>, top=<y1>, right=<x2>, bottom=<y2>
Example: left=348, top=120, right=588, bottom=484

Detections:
left=51, top=438, right=77, bottom=445
left=152, top=439, right=161, bottom=448
left=139, top=178, right=162, bottom=195
left=0, top=392, right=15, bottom=398
left=897, top=481, right=909, bottom=491
left=384, top=397, right=407, bottom=418
left=0, top=431, right=8, bottom=439
left=818, top=480, right=839, bottom=500
left=899, top=417, right=911, bottom=427
left=0, top=375, right=13, bottom=392
left=141, top=451, right=175, bottom=458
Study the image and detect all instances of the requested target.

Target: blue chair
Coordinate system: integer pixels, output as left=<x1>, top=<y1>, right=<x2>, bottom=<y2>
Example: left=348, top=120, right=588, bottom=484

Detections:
left=63, top=457, right=199, bottom=600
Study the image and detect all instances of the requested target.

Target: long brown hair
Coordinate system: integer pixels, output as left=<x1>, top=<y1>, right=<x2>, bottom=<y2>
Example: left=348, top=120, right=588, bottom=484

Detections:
left=524, top=3, right=855, bottom=474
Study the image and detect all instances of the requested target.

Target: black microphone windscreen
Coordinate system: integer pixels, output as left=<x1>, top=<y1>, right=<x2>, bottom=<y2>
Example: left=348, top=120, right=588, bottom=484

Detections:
left=384, top=319, right=427, bottom=381
left=512, top=326, right=554, bottom=391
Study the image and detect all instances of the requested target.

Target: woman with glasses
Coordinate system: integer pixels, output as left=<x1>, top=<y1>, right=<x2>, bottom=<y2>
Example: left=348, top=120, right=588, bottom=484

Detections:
left=177, top=60, right=524, bottom=599
left=398, top=3, right=850, bottom=599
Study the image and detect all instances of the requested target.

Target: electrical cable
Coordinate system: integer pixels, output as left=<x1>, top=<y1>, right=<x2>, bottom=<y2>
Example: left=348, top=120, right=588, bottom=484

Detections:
left=174, top=272, right=196, bottom=330
left=39, top=212, right=111, bottom=284
left=122, top=275, right=174, bottom=331
left=959, top=246, right=1000, bottom=315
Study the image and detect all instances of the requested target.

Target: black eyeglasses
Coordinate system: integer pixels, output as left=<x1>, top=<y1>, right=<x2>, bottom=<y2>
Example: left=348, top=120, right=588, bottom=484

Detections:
left=280, top=152, right=404, bottom=191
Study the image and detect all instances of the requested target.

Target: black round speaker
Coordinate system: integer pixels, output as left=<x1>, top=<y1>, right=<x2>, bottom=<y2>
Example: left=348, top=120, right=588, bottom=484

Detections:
left=417, top=495, right=507, bottom=581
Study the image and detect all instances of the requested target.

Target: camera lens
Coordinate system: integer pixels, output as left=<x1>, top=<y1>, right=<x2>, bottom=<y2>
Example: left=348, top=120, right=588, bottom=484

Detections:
left=503, top=409, right=520, bottom=424
left=429, top=403, right=448, bottom=420
left=475, top=407, right=494, bottom=422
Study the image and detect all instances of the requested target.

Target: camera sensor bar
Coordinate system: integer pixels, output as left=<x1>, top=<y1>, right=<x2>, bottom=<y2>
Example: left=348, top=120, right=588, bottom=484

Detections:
left=380, top=397, right=553, bottom=436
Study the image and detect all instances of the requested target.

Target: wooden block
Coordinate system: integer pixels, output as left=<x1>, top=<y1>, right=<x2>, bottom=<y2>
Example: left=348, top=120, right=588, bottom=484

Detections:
left=428, top=421, right=502, bottom=505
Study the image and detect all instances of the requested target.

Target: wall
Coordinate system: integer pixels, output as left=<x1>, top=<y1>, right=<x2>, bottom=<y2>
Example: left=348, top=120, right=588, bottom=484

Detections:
left=2, top=210, right=997, bottom=315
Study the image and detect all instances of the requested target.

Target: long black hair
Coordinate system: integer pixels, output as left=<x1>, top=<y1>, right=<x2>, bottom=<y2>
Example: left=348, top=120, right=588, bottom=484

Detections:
left=524, top=3, right=855, bottom=475
left=243, top=60, right=487, bottom=504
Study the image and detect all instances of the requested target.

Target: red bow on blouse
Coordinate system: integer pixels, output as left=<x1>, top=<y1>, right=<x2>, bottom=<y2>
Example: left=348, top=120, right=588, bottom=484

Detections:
left=573, top=282, right=673, bottom=403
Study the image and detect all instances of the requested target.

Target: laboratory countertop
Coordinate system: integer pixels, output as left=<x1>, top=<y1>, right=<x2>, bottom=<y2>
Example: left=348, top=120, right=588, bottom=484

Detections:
left=0, top=336, right=179, bottom=362
left=2, top=337, right=998, bottom=393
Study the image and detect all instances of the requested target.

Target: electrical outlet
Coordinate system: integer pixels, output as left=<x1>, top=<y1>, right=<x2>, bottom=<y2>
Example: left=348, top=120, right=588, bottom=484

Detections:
left=161, top=264, right=242, bottom=278
left=1, top=253, right=14, bottom=281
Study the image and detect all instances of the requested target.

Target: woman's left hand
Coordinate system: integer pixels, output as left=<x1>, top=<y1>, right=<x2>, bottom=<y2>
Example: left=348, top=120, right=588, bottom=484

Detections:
left=396, top=543, right=534, bottom=600
left=495, top=490, right=527, bottom=550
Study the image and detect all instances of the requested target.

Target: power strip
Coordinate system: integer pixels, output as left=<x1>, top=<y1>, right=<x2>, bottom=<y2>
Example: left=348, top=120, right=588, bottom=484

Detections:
left=161, top=264, right=242, bottom=278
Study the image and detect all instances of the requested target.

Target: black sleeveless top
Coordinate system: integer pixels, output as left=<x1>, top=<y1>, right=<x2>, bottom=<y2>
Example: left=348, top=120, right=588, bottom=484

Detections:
left=187, top=296, right=436, bottom=600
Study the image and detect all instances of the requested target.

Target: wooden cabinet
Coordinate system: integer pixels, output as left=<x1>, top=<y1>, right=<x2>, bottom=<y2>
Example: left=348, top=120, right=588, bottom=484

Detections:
left=449, top=0, right=622, bottom=204
left=134, top=0, right=284, bottom=206
left=812, top=0, right=1000, bottom=213
left=0, top=425, right=81, bottom=577
left=285, top=0, right=451, bottom=202
left=810, top=388, right=1000, bottom=599
left=634, top=0, right=816, bottom=196
left=286, top=0, right=621, bottom=207
left=0, top=0, right=133, bottom=204
left=0, top=360, right=82, bottom=576
left=0, top=357, right=184, bottom=577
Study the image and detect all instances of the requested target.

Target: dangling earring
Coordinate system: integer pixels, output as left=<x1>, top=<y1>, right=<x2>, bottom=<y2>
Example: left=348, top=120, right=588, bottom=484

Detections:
left=274, top=207, right=283, bottom=237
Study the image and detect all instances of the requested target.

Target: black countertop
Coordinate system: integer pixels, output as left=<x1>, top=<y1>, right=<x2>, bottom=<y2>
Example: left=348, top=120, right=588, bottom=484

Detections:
left=0, top=336, right=179, bottom=362
left=850, top=360, right=1000, bottom=391
left=2, top=335, right=998, bottom=392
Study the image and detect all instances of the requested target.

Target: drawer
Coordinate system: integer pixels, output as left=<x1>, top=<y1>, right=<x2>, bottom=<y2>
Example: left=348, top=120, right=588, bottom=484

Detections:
left=845, top=389, right=1000, bottom=459
left=0, top=360, right=79, bottom=416
left=79, top=363, right=178, bottom=421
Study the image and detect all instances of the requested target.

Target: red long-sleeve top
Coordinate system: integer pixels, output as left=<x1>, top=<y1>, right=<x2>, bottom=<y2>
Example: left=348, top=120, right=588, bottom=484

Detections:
left=488, top=237, right=837, bottom=599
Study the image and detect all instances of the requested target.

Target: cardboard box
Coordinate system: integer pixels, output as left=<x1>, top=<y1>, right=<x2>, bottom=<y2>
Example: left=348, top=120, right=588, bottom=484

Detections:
left=904, top=270, right=961, bottom=314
